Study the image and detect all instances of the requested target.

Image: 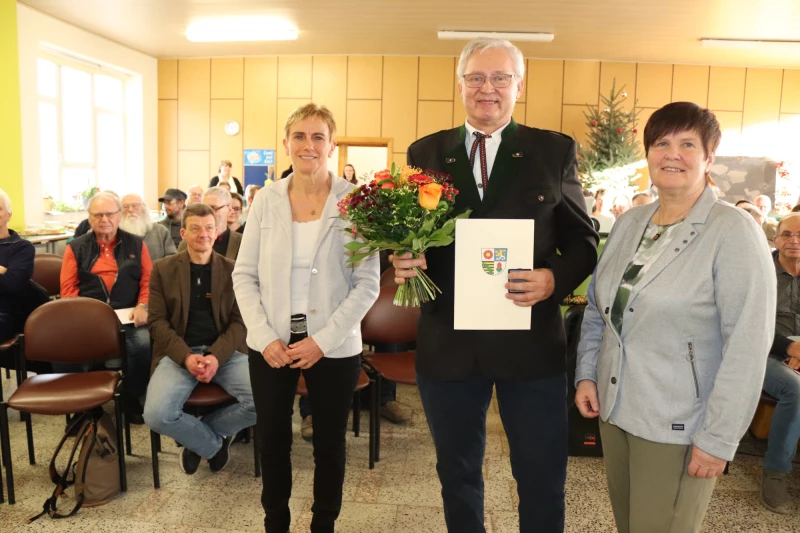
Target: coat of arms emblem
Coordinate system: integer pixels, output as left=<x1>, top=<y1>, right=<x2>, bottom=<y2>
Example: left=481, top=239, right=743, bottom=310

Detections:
left=481, top=248, right=507, bottom=276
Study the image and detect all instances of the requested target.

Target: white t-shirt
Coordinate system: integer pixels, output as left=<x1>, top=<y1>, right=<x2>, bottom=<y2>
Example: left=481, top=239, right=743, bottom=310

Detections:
left=290, top=219, right=323, bottom=315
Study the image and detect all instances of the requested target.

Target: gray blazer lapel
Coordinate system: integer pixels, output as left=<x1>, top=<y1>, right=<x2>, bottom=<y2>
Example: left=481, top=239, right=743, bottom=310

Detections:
left=603, top=205, right=656, bottom=307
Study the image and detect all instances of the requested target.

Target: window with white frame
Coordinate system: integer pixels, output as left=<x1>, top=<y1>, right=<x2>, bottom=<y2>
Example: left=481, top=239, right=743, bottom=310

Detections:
left=37, top=55, right=127, bottom=206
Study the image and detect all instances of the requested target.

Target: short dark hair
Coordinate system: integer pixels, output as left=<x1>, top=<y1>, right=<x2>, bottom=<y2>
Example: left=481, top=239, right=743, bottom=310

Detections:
left=181, top=202, right=215, bottom=229
left=735, top=200, right=754, bottom=208
left=792, top=204, right=800, bottom=213
left=231, top=192, right=244, bottom=206
left=643, top=102, right=721, bottom=159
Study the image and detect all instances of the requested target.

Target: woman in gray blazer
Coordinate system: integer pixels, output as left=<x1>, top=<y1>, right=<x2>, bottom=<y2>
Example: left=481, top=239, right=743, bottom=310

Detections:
left=232, top=103, right=380, bottom=533
left=575, top=102, right=776, bottom=533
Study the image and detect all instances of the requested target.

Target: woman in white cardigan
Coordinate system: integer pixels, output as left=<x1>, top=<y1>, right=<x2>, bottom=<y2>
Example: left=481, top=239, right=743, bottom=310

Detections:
left=232, top=103, right=380, bottom=533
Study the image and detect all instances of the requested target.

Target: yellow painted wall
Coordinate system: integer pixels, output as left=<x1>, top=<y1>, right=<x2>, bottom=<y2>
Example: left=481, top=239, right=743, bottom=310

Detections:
left=158, top=55, right=800, bottom=192
left=2, top=0, right=24, bottom=228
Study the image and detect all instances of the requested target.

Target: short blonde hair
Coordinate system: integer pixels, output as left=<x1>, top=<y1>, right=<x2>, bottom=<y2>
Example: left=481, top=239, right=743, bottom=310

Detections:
left=219, top=160, right=232, bottom=171
left=283, top=103, right=337, bottom=141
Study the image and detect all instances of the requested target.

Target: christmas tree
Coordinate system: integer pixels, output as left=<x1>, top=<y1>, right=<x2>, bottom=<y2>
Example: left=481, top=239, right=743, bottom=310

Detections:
left=577, top=80, right=644, bottom=193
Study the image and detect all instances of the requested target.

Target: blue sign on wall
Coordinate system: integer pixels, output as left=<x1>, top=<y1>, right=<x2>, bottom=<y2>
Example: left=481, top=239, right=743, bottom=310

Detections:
left=243, top=149, right=276, bottom=187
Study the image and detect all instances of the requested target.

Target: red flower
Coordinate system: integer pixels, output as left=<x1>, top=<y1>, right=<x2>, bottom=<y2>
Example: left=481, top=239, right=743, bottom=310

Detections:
left=617, top=128, right=623, bottom=134
left=408, top=174, right=434, bottom=186
left=379, top=181, right=395, bottom=190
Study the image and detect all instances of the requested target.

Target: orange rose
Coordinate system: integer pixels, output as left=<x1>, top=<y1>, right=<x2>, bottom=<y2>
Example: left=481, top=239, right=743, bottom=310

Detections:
left=419, top=183, right=444, bottom=210
left=379, top=180, right=395, bottom=190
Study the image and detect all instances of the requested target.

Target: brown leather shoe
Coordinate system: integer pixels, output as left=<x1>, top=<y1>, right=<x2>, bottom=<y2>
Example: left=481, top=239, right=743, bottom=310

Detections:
left=379, top=401, right=411, bottom=424
left=301, top=415, right=313, bottom=441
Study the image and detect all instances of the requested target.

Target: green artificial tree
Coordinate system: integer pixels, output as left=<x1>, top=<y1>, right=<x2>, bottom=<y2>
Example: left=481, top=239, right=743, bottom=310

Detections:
left=577, top=80, right=645, bottom=194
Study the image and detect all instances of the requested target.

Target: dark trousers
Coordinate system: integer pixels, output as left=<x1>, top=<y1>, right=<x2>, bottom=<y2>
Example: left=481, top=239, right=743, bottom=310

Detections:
left=299, top=380, right=395, bottom=418
left=249, top=336, right=361, bottom=533
left=417, top=371, right=568, bottom=533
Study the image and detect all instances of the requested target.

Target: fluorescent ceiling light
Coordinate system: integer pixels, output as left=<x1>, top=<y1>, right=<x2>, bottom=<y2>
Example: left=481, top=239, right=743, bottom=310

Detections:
left=700, top=38, right=800, bottom=52
left=186, top=16, right=297, bottom=42
left=438, top=31, right=554, bottom=42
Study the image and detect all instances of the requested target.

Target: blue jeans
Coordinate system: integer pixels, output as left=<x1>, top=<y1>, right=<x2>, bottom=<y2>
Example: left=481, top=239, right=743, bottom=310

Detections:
left=417, top=372, right=568, bottom=533
left=143, top=349, right=256, bottom=458
left=763, top=356, right=800, bottom=473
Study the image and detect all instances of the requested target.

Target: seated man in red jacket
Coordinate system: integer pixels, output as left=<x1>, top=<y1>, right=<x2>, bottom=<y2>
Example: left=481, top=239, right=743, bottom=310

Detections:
left=60, top=191, right=152, bottom=423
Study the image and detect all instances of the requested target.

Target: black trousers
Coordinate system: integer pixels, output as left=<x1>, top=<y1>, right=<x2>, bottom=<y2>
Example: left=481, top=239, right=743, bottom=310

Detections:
left=249, top=335, right=361, bottom=533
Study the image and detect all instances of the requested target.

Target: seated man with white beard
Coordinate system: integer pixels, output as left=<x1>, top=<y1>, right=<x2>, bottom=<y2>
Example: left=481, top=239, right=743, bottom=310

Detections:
left=121, top=194, right=177, bottom=261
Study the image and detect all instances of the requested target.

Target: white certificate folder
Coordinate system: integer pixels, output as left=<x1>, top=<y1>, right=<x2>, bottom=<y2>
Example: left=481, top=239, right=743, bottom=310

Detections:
left=454, top=219, right=534, bottom=330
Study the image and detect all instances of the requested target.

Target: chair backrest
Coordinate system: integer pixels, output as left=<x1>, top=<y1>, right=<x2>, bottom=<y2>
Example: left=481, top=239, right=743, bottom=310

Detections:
left=361, top=286, right=420, bottom=345
left=32, top=253, right=64, bottom=298
left=24, top=297, right=122, bottom=364
left=379, top=267, right=398, bottom=288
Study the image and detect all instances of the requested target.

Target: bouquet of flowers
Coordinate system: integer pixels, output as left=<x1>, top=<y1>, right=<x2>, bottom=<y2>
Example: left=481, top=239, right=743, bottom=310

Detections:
left=338, top=164, right=471, bottom=307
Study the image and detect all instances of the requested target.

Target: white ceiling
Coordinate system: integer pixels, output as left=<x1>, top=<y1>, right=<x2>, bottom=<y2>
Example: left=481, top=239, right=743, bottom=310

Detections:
left=18, top=0, right=800, bottom=68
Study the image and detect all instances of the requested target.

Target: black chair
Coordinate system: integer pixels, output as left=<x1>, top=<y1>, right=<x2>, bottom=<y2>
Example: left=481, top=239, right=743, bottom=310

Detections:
left=361, top=286, right=420, bottom=469
left=0, top=298, right=129, bottom=505
left=150, top=383, right=260, bottom=489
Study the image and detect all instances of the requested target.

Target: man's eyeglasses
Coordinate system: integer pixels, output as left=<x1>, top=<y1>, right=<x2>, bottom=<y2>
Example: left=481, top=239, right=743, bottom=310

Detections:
left=210, top=204, right=229, bottom=213
left=89, top=211, right=120, bottom=220
left=777, top=232, right=800, bottom=241
left=462, top=73, right=518, bottom=88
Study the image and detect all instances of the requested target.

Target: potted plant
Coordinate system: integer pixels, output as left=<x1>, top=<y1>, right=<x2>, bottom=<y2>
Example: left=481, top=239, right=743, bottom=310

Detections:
left=76, top=186, right=100, bottom=210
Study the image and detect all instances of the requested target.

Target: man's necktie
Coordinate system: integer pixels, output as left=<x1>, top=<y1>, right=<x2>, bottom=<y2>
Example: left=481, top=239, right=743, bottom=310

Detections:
left=469, top=131, right=491, bottom=191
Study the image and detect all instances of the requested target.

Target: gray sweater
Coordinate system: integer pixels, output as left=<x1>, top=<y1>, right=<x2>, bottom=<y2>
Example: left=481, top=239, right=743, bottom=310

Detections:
left=576, top=186, right=776, bottom=461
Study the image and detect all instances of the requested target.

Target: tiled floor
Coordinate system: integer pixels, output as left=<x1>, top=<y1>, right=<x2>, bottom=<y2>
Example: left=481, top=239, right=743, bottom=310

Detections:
left=1, top=377, right=798, bottom=533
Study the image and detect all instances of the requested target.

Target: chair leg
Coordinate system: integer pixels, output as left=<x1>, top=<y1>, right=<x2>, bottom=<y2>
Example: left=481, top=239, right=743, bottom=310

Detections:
left=24, top=412, right=34, bottom=465
left=125, top=415, right=132, bottom=456
left=150, top=430, right=161, bottom=489
left=353, top=391, right=361, bottom=437
left=375, top=376, right=382, bottom=463
left=369, top=380, right=376, bottom=470
left=113, top=396, right=127, bottom=493
left=0, top=403, right=15, bottom=504
left=252, top=426, right=261, bottom=478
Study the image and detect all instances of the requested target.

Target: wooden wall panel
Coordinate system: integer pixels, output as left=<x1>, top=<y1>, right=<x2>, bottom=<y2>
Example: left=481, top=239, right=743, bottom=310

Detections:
left=278, top=56, right=312, bottom=98
left=382, top=57, right=418, bottom=153
left=158, top=59, right=177, bottom=99
left=346, top=100, right=382, bottom=137
left=526, top=60, right=563, bottom=131
left=158, top=100, right=177, bottom=193
left=419, top=57, right=455, bottom=101
left=708, top=67, right=746, bottom=111
left=600, top=62, right=637, bottom=110
left=177, top=151, right=209, bottom=193
left=452, top=76, right=466, bottom=127
left=563, top=61, right=600, bottom=105
left=312, top=56, right=348, bottom=134
left=210, top=99, right=244, bottom=180
left=672, top=65, right=709, bottom=106
left=635, top=63, right=672, bottom=108
left=177, top=59, right=210, bottom=150
left=743, top=68, right=783, bottom=128
left=392, top=152, right=407, bottom=169
left=347, top=56, right=383, bottom=99
left=418, top=101, right=453, bottom=139
left=518, top=59, right=527, bottom=103
left=211, top=58, right=244, bottom=99
left=512, top=104, right=526, bottom=125
left=243, top=57, right=278, bottom=151
left=781, top=70, right=800, bottom=113
left=562, top=105, right=591, bottom=145
left=275, top=98, right=311, bottom=173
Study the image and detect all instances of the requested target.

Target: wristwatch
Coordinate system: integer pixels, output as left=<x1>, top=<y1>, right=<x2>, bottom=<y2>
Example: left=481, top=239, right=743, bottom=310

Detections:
left=137, top=303, right=148, bottom=310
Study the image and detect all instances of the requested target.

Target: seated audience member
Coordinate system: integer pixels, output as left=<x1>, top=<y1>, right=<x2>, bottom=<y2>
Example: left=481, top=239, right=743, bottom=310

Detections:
left=739, top=202, right=774, bottom=246
left=343, top=163, right=358, bottom=185
left=0, top=188, right=36, bottom=340
left=186, top=185, right=204, bottom=206
left=631, top=191, right=655, bottom=206
left=218, top=182, right=232, bottom=191
left=121, top=194, right=176, bottom=261
left=144, top=203, right=256, bottom=475
left=158, top=188, right=187, bottom=248
left=60, top=192, right=152, bottom=422
left=243, top=184, right=262, bottom=224
left=178, top=187, right=241, bottom=260
left=762, top=212, right=800, bottom=514
left=229, top=193, right=244, bottom=234
left=210, top=160, right=244, bottom=195
left=73, top=190, right=120, bottom=239
left=593, top=188, right=607, bottom=215
left=611, top=194, right=632, bottom=218
left=755, top=195, right=779, bottom=241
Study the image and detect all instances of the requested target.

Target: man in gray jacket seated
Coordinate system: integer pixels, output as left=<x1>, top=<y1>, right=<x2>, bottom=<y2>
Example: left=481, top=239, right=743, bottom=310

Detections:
left=762, top=212, right=800, bottom=514
left=121, top=194, right=177, bottom=261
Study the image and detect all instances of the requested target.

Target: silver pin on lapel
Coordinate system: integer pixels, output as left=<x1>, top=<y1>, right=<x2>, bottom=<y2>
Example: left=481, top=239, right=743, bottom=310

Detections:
left=445, top=157, right=456, bottom=163
left=512, top=152, right=523, bottom=158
